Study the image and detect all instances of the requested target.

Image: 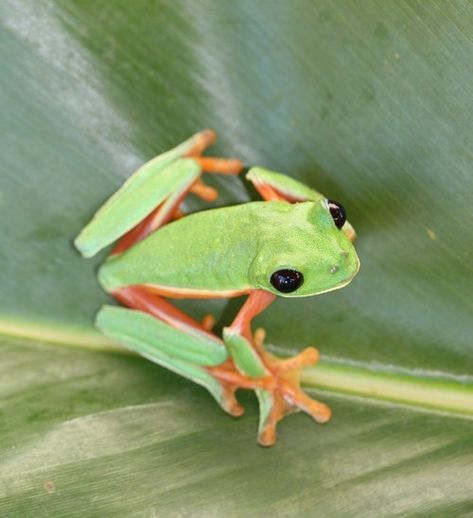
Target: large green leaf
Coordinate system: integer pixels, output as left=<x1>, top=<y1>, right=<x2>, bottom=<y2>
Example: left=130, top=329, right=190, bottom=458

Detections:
left=1, top=338, right=472, bottom=517
left=1, top=0, right=472, bottom=514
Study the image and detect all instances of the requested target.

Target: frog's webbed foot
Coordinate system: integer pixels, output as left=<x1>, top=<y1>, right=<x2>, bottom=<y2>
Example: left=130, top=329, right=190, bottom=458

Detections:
left=220, top=384, right=245, bottom=417
left=250, top=329, right=331, bottom=446
left=178, top=128, right=242, bottom=203
left=207, top=359, right=274, bottom=418
left=210, top=346, right=330, bottom=447
left=215, top=290, right=332, bottom=446
left=185, top=129, right=242, bottom=174
left=210, top=328, right=330, bottom=446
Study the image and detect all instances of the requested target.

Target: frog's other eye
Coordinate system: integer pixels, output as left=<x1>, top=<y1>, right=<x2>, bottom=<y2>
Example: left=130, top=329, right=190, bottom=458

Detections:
left=270, top=269, right=304, bottom=293
left=327, top=200, right=346, bottom=230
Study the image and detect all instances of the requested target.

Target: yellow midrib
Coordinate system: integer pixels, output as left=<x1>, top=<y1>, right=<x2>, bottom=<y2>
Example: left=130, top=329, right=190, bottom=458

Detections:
left=1, top=317, right=472, bottom=417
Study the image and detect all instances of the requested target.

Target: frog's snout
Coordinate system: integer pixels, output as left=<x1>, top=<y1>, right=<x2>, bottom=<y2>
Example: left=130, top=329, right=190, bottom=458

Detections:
left=329, top=250, right=359, bottom=279
left=329, top=251, right=349, bottom=274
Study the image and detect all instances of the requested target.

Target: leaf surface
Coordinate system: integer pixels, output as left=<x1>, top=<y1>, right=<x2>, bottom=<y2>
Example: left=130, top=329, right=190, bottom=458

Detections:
left=1, top=1, right=472, bottom=514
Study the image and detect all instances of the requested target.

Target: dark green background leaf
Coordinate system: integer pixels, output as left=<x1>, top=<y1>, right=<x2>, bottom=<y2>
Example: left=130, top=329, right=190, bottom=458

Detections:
left=2, top=0, right=473, bottom=372
left=1, top=0, right=472, bottom=514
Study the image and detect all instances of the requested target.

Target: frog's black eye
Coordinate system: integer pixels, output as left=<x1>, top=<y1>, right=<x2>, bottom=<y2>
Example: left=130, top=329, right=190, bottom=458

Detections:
left=327, top=200, right=346, bottom=229
left=270, top=269, right=304, bottom=293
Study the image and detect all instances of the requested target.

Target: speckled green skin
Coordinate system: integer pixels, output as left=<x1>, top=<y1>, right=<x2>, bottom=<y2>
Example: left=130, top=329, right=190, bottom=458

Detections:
left=99, top=199, right=359, bottom=297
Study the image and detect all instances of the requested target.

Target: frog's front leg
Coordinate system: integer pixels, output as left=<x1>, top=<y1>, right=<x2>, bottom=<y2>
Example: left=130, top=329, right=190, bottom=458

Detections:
left=219, top=290, right=331, bottom=447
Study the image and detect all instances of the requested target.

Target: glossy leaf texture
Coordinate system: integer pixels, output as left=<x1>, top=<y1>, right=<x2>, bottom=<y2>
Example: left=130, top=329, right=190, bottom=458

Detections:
left=1, top=338, right=473, bottom=517
left=1, top=0, right=473, bottom=514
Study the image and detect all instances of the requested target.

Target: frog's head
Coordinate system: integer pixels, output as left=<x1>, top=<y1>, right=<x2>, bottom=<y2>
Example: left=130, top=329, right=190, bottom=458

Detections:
left=249, top=200, right=360, bottom=298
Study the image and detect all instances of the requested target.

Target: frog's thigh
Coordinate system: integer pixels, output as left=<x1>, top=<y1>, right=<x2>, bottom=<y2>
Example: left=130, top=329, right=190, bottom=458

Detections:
left=246, top=167, right=323, bottom=202
left=246, top=167, right=356, bottom=241
left=75, top=159, right=201, bottom=258
left=96, top=305, right=229, bottom=401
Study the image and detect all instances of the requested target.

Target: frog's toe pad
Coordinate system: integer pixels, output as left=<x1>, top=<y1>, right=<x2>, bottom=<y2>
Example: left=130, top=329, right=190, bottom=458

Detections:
left=221, top=387, right=245, bottom=417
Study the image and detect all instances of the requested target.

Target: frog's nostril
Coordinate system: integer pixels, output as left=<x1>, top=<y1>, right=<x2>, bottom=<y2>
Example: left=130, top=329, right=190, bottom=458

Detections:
left=330, top=265, right=339, bottom=274
left=340, top=251, right=349, bottom=259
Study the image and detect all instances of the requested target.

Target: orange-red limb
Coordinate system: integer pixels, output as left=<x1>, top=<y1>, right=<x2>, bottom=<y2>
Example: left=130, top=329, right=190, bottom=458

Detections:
left=112, top=188, right=188, bottom=255
left=111, top=284, right=331, bottom=445
left=221, top=291, right=330, bottom=446
left=190, top=179, right=218, bottom=202
left=112, top=151, right=243, bottom=256
left=113, top=285, right=214, bottom=337
left=229, top=290, right=276, bottom=342
left=194, top=157, right=243, bottom=175
left=208, top=362, right=275, bottom=391
left=186, top=129, right=217, bottom=156
left=252, top=179, right=304, bottom=203
left=112, top=285, right=275, bottom=401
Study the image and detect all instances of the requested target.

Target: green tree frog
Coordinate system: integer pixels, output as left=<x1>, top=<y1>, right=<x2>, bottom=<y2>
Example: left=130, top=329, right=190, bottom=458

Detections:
left=75, top=130, right=360, bottom=446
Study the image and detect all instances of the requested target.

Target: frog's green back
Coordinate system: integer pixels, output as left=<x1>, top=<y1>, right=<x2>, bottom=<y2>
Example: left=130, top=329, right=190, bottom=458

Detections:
left=98, top=200, right=359, bottom=298
left=98, top=201, right=271, bottom=294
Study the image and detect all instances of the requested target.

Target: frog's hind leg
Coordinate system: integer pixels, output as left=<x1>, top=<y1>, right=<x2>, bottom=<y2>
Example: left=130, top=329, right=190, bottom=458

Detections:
left=111, top=169, right=198, bottom=255
left=113, top=285, right=215, bottom=337
left=110, top=285, right=253, bottom=417
left=112, top=152, right=243, bottom=256
left=246, top=166, right=357, bottom=242
left=109, top=285, right=330, bottom=445
left=74, top=129, right=243, bottom=258
left=96, top=302, right=248, bottom=418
